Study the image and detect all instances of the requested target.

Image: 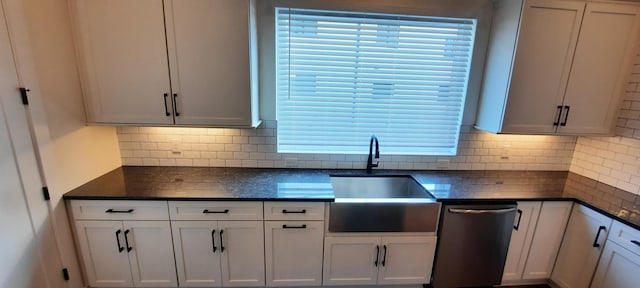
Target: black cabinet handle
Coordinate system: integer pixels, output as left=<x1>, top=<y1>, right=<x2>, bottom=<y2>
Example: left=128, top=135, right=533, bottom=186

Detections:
left=203, top=209, right=229, bottom=214
left=163, top=93, right=170, bottom=116
left=173, top=93, right=180, bottom=116
left=514, top=209, right=523, bottom=231
left=374, top=245, right=380, bottom=267
left=382, top=245, right=388, bottom=267
left=124, top=229, right=132, bottom=252
left=115, top=229, right=124, bottom=253
left=282, top=224, right=307, bottom=229
left=105, top=209, right=134, bottom=214
left=560, top=106, right=570, bottom=126
left=631, top=240, right=640, bottom=247
left=553, top=105, right=563, bottom=126
left=211, top=229, right=217, bottom=253
left=593, top=226, right=606, bottom=248
left=282, top=209, right=307, bottom=214
left=219, top=230, right=225, bottom=253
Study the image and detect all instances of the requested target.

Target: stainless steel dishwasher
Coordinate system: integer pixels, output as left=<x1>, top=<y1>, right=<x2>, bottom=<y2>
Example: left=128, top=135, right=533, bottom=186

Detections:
left=432, top=203, right=517, bottom=288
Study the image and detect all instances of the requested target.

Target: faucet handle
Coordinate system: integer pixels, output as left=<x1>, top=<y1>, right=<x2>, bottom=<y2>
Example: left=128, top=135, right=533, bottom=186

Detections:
left=372, top=161, right=379, bottom=168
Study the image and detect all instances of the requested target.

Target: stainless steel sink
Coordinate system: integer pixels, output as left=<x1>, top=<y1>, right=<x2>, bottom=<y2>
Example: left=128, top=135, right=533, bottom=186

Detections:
left=328, top=175, right=441, bottom=233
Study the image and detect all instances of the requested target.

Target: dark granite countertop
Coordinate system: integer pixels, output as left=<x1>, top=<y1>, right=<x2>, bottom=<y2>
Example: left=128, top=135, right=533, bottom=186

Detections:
left=63, top=166, right=640, bottom=230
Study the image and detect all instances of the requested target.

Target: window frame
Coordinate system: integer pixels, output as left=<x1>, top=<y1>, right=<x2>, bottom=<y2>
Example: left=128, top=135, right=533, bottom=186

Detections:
left=257, top=0, right=494, bottom=154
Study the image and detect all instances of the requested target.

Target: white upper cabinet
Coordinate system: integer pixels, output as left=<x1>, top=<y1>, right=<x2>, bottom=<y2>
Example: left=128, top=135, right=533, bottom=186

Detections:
left=476, top=0, right=640, bottom=135
left=71, top=0, right=260, bottom=127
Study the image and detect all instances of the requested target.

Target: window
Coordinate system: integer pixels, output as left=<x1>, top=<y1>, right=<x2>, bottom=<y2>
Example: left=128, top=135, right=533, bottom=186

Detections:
left=276, top=8, right=476, bottom=155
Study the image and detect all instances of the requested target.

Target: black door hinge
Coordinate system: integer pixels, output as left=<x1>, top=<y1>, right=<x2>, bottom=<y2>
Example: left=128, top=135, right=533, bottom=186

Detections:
left=42, top=186, right=50, bottom=201
left=62, top=268, right=69, bottom=281
left=19, top=87, right=30, bottom=105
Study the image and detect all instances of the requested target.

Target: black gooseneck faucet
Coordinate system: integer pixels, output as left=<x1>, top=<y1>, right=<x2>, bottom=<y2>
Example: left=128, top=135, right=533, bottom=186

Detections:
left=366, top=135, right=379, bottom=174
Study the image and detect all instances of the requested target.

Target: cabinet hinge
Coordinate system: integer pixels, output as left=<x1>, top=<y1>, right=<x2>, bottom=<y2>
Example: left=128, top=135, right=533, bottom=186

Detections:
left=62, top=268, right=69, bottom=281
left=42, top=186, right=50, bottom=201
left=19, top=87, right=30, bottom=105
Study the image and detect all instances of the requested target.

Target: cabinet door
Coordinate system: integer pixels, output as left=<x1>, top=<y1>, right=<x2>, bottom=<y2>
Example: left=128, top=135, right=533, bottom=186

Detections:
left=171, top=221, right=222, bottom=287
left=74, top=221, right=133, bottom=287
left=551, top=204, right=612, bottom=288
left=124, top=221, right=177, bottom=287
left=523, top=201, right=572, bottom=280
left=559, top=3, right=640, bottom=134
left=264, top=221, right=324, bottom=286
left=71, top=0, right=173, bottom=124
left=218, top=221, right=265, bottom=287
left=503, top=202, right=542, bottom=282
left=165, top=0, right=257, bottom=126
left=377, top=236, right=437, bottom=285
left=501, top=0, right=584, bottom=133
left=591, top=240, right=640, bottom=288
left=322, top=236, right=380, bottom=286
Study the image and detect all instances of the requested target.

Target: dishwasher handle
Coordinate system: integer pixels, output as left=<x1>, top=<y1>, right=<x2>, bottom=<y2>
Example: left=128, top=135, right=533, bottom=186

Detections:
left=448, top=208, right=516, bottom=214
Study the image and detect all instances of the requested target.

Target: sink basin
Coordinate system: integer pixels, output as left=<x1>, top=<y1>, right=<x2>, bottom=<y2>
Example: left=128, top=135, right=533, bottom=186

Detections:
left=328, top=175, right=441, bottom=233
left=330, top=175, right=436, bottom=202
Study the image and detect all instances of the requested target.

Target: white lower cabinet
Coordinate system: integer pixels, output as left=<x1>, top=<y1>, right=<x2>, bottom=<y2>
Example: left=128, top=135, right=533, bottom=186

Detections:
left=75, top=220, right=177, bottom=287
left=171, top=220, right=265, bottom=287
left=590, top=240, right=640, bottom=288
left=503, top=201, right=573, bottom=285
left=551, top=204, right=612, bottom=288
left=591, top=221, right=640, bottom=288
left=264, top=221, right=324, bottom=286
left=322, top=235, right=436, bottom=286
left=503, top=202, right=542, bottom=282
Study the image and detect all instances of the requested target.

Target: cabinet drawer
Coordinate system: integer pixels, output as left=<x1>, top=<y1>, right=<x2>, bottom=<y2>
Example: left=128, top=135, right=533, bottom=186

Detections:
left=70, top=200, right=169, bottom=220
left=264, top=202, right=325, bottom=220
left=609, top=221, right=640, bottom=255
left=169, top=201, right=263, bottom=220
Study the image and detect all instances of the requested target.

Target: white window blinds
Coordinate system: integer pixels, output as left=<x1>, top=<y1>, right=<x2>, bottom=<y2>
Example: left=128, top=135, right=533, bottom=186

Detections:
left=276, top=8, right=476, bottom=155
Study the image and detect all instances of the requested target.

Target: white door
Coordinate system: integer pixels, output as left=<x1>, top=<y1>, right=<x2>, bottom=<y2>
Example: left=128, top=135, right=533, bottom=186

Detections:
left=165, top=0, right=255, bottom=126
left=218, top=221, right=265, bottom=287
left=591, top=241, right=640, bottom=288
left=503, top=201, right=542, bottom=282
left=502, top=0, right=584, bottom=133
left=377, top=236, right=437, bottom=285
left=322, top=236, right=380, bottom=286
left=74, top=221, right=133, bottom=287
left=523, top=201, right=572, bottom=280
left=171, top=221, right=223, bottom=287
left=0, top=95, right=49, bottom=288
left=124, top=221, right=178, bottom=287
left=551, top=204, right=612, bottom=288
left=264, top=221, right=324, bottom=286
left=71, top=0, right=173, bottom=124
left=559, top=2, right=640, bottom=134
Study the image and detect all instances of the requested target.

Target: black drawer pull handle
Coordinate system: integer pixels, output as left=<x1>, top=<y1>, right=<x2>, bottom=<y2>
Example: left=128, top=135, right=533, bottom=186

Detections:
left=219, top=230, right=225, bottom=253
left=203, top=209, right=229, bottom=214
left=560, top=106, right=570, bottom=126
left=382, top=245, right=388, bottom=267
left=631, top=240, right=640, bottom=247
left=173, top=93, right=180, bottom=116
left=115, top=229, right=124, bottom=253
left=282, top=209, right=307, bottom=214
left=514, top=209, right=523, bottom=231
left=105, top=209, right=134, bottom=214
left=593, top=226, right=606, bottom=248
left=163, top=93, right=170, bottom=116
left=374, top=245, right=380, bottom=267
left=553, top=105, right=563, bottom=126
left=282, top=224, right=307, bottom=229
left=124, top=229, right=132, bottom=252
left=211, top=229, right=217, bottom=253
